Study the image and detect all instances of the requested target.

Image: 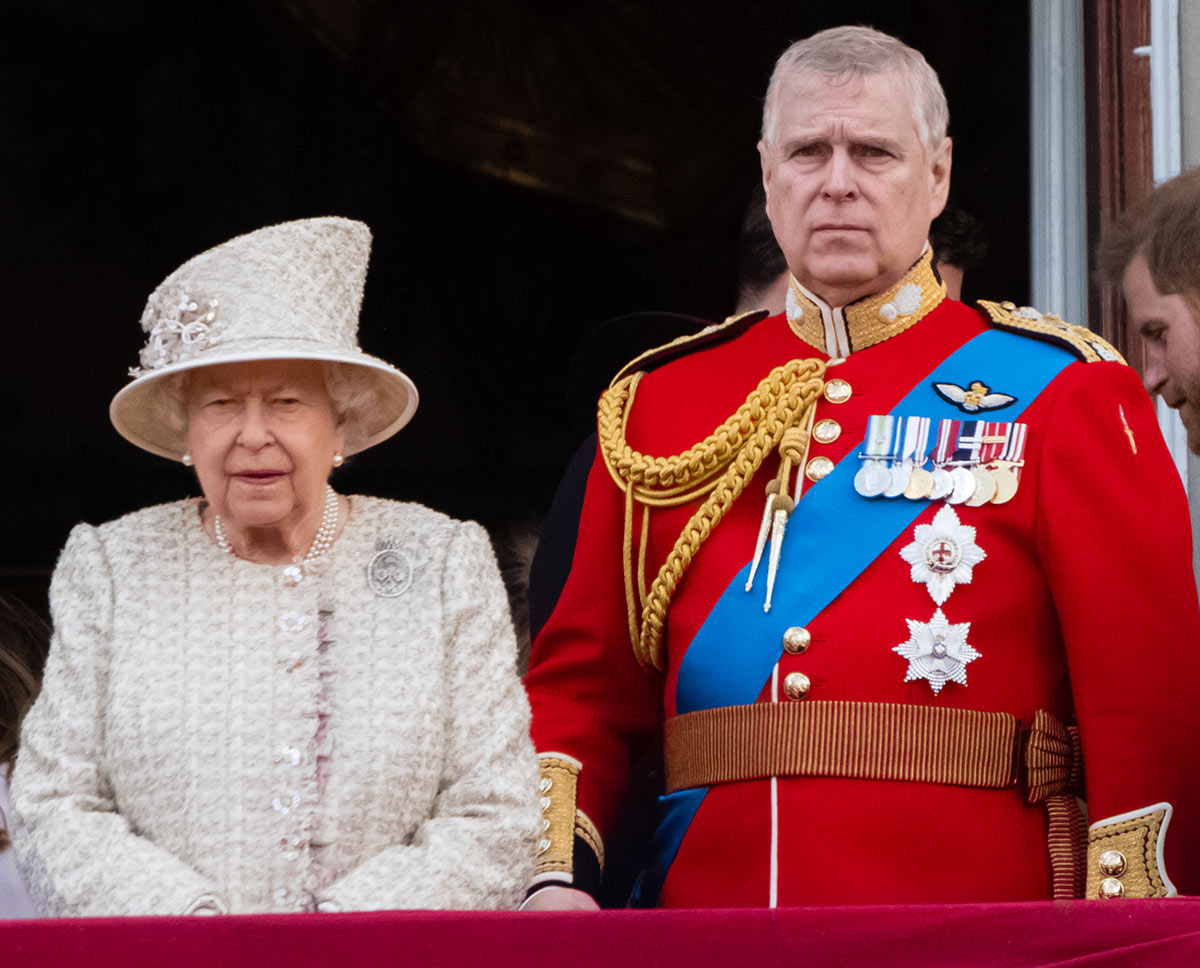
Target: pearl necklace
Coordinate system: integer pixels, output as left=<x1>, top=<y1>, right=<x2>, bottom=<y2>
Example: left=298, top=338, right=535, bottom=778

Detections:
left=213, top=485, right=341, bottom=563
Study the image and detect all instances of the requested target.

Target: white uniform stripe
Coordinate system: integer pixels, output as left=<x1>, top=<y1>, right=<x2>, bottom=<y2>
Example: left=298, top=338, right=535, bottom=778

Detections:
left=770, top=664, right=779, bottom=908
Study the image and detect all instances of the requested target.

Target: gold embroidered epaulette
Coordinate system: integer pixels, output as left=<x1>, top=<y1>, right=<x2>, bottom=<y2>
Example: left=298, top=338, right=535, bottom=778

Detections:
left=977, top=300, right=1126, bottom=365
left=609, top=309, right=769, bottom=387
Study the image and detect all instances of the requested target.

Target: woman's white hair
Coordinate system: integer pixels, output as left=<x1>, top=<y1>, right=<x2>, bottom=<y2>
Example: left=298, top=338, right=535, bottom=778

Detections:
left=160, top=361, right=379, bottom=457
left=321, top=362, right=379, bottom=454
left=761, top=25, right=949, bottom=152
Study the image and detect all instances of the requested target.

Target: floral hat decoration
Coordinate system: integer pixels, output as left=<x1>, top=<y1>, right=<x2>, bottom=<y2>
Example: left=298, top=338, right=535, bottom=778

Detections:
left=109, top=216, right=418, bottom=461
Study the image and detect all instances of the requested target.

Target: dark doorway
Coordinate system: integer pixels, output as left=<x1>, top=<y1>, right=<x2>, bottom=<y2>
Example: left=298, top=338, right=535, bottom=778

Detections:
left=0, top=1, right=1029, bottom=617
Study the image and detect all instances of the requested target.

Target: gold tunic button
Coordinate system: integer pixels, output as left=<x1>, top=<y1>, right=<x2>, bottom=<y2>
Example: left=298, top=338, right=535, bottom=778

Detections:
left=1098, top=877, right=1125, bottom=899
left=823, top=379, right=852, bottom=404
left=813, top=419, right=842, bottom=444
left=783, top=672, right=811, bottom=700
left=782, top=626, right=811, bottom=654
left=806, top=456, right=835, bottom=482
left=1098, top=850, right=1127, bottom=877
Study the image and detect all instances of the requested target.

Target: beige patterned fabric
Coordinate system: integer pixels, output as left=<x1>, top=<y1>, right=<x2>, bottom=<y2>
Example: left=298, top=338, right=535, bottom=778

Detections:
left=13, top=496, right=538, bottom=915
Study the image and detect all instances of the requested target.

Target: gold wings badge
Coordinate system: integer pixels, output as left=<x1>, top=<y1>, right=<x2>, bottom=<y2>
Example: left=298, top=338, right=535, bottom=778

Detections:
left=932, top=381, right=1016, bottom=413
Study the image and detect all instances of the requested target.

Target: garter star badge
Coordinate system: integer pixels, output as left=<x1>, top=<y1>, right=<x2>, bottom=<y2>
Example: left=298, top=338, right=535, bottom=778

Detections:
left=899, top=505, right=986, bottom=605
left=894, top=608, right=980, bottom=695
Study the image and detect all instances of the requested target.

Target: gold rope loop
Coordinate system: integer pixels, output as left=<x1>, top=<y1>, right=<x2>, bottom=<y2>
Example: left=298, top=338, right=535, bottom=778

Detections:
left=779, top=427, right=808, bottom=464
left=598, top=357, right=826, bottom=671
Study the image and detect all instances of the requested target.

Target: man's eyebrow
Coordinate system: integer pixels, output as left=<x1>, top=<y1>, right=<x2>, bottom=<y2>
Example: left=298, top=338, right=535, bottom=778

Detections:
left=778, top=131, right=827, bottom=147
left=850, top=134, right=903, bottom=149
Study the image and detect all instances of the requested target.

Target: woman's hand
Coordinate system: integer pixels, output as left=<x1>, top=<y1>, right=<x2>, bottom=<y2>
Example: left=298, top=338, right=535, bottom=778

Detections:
left=520, top=886, right=601, bottom=911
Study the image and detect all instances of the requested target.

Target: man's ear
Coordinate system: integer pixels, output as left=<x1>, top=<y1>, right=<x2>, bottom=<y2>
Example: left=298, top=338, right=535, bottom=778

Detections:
left=929, top=137, right=952, bottom=219
left=758, top=139, right=775, bottom=198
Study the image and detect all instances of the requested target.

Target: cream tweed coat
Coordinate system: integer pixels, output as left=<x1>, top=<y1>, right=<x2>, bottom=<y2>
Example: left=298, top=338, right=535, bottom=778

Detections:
left=13, top=496, right=538, bottom=915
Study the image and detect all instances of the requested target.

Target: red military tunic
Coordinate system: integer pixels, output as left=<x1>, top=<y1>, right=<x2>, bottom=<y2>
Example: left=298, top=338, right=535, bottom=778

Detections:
left=525, top=255, right=1200, bottom=905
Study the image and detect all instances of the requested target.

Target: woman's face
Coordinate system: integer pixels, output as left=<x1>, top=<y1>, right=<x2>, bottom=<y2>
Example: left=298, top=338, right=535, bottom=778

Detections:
left=185, top=359, right=344, bottom=531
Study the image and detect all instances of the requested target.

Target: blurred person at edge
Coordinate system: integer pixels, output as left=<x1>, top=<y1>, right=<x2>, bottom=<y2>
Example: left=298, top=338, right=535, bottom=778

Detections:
left=1, top=597, right=45, bottom=918
left=12, top=218, right=538, bottom=916
left=522, top=25, right=1200, bottom=909
left=1100, top=164, right=1200, bottom=454
left=930, top=204, right=987, bottom=302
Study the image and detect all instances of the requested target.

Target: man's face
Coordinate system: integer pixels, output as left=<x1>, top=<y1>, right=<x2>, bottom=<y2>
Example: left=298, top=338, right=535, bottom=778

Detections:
left=759, top=69, right=951, bottom=307
left=1123, top=252, right=1200, bottom=453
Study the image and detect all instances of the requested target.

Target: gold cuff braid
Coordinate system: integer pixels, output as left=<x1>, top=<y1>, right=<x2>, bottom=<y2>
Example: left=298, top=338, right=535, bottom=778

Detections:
left=1087, top=803, right=1176, bottom=899
left=575, top=809, right=604, bottom=872
left=534, top=754, right=604, bottom=881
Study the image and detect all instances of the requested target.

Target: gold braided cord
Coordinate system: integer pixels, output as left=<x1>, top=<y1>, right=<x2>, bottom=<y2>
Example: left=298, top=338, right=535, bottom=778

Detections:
left=597, top=358, right=826, bottom=672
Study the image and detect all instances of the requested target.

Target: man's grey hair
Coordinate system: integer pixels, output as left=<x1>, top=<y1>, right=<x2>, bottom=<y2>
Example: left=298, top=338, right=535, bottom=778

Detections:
left=761, top=25, right=949, bottom=152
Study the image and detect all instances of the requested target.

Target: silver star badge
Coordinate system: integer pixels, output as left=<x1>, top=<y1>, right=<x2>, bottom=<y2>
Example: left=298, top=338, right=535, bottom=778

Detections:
left=894, top=608, right=980, bottom=695
left=899, top=505, right=986, bottom=606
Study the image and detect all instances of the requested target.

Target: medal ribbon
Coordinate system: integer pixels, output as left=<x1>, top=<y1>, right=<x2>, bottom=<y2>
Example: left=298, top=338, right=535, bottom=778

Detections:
left=861, top=414, right=896, bottom=459
left=954, top=419, right=989, bottom=466
left=899, top=415, right=920, bottom=467
left=933, top=418, right=958, bottom=468
left=906, top=416, right=932, bottom=467
left=980, top=422, right=1008, bottom=465
left=998, top=422, right=1028, bottom=480
left=888, top=415, right=905, bottom=465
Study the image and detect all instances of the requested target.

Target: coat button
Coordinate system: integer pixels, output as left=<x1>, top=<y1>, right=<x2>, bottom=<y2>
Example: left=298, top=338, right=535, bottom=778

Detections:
left=1098, top=850, right=1127, bottom=877
left=823, top=379, right=852, bottom=404
left=1098, top=877, right=1125, bottom=899
left=806, top=456, right=835, bottom=482
left=783, top=672, right=811, bottom=700
left=279, top=611, right=306, bottom=633
left=813, top=419, right=842, bottom=444
left=782, top=626, right=811, bottom=654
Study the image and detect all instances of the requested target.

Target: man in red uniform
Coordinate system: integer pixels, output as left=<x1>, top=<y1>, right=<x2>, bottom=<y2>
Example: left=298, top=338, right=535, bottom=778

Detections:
left=1101, top=164, right=1200, bottom=455
left=523, top=26, right=1200, bottom=909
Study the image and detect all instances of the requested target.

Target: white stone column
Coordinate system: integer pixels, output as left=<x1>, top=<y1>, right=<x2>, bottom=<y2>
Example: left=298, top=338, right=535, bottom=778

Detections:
left=1029, top=1, right=1088, bottom=325
left=1178, top=0, right=1200, bottom=587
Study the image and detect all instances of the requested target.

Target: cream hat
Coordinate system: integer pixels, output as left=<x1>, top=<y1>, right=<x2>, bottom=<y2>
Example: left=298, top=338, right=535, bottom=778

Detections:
left=110, top=216, right=418, bottom=461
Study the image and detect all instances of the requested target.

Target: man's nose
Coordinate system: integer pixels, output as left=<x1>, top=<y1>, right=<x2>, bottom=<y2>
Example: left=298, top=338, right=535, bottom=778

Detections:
left=1141, top=347, right=1167, bottom=397
left=822, top=147, right=856, bottom=199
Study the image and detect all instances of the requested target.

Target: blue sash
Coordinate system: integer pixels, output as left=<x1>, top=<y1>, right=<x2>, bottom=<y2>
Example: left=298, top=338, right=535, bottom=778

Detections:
left=633, top=329, right=1075, bottom=906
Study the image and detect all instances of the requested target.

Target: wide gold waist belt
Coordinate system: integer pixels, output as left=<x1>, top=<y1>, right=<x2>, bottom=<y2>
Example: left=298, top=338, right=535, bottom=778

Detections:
left=663, top=701, right=1082, bottom=803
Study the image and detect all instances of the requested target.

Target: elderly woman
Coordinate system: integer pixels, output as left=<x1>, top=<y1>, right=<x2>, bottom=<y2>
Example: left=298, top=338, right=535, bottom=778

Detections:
left=13, top=217, right=538, bottom=916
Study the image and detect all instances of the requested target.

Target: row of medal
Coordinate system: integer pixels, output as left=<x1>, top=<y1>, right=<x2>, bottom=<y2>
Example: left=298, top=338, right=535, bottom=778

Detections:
left=853, top=416, right=1028, bottom=506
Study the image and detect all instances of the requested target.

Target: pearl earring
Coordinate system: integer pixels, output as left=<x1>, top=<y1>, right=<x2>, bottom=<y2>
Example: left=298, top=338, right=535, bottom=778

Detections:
left=332, top=453, right=344, bottom=467
left=182, top=454, right=193, bottom=466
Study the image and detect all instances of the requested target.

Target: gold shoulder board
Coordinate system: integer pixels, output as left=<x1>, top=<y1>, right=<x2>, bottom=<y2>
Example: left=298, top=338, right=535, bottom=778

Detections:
left=977, top=300, right=1126, bottom=365
left=609, top=309, right=769, bottom=387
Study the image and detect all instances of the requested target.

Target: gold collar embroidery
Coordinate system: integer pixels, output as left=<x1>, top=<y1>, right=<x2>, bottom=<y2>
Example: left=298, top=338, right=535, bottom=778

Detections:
left=785, top=249, right=947, bottom=356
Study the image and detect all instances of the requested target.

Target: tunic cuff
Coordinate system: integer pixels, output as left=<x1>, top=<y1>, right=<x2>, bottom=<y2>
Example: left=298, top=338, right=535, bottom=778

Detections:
left=1087, top=802, right=1177, bottom=899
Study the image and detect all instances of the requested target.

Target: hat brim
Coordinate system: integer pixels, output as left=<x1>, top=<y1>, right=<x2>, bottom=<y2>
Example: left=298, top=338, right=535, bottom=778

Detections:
left=109, top=341, right=419, bottom=461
